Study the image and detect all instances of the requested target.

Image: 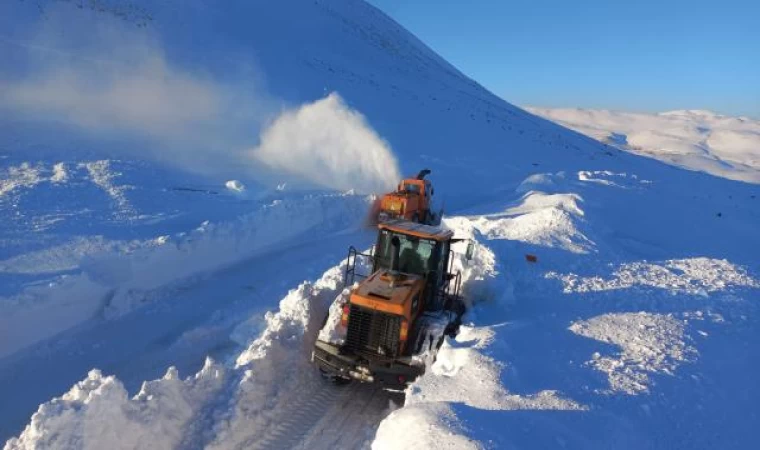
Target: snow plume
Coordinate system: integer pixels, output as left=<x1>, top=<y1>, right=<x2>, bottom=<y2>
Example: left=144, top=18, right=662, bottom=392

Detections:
left=0, top=4, right=400, bottom=191
left=251, top=93, right=401, bottom=193
left=0, top=4, right=272, bottom=177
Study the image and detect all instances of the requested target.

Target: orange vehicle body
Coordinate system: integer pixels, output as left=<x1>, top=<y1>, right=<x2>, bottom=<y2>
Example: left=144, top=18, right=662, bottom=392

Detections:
left=348, top=270, right=423, bottom=354
left=375, top=170, right=436, bottom=224
left=312, top=220, right=466, bottom=387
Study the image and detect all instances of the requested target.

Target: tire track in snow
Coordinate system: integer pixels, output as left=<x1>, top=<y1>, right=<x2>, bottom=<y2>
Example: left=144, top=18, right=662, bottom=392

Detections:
left=296, top=381, right=402, bottom=450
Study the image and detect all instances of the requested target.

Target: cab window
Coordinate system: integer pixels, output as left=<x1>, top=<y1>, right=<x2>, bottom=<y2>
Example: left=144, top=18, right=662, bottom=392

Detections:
left=403, top=183, right=421, bottom=194
left=376, top=231, right=436, bottom=276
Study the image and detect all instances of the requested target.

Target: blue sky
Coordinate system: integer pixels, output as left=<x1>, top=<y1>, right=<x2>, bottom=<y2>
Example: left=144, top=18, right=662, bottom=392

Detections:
left=369, top=0, right=759, bottom=117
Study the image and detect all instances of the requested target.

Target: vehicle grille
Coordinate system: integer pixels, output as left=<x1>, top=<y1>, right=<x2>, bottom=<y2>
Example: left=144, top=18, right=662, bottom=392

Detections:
left=345, top=304, right=401, bottom=358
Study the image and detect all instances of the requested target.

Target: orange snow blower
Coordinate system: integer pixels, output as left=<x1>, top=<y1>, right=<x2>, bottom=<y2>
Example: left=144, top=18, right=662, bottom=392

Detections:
left=370, top=169, right=440, bottom=225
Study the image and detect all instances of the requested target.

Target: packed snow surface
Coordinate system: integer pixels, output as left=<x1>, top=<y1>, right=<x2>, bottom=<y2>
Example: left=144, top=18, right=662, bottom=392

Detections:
left=569, top=312, right=697, bottom=395
left=2, top=0, right=760, bottom=449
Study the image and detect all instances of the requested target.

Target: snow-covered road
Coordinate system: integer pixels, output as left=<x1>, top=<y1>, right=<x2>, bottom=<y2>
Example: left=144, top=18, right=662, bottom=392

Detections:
left=3, top=168, right=760, bottom=449
left=0, top=203, right=375, bottom=443
left=2, top=0, right=760, bottom=448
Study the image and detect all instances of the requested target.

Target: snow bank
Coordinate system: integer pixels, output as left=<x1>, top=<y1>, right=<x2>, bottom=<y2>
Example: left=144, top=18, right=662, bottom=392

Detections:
left=0, top=193, right=371, bottom=359
left=410, top=326, right=584, bottom=411
left=233, top=262, right=345, bottom=368
left=373, top=403, right=480, bottom=450
left=373, top=211, right=581, bottom=447
left=209, top=261, right=353, bottom=449
left=441, top=216, right=513, bottom=309
left=0, top=236, right=146, bottom=275
left=4, top=361, right=225, bottom=450
left=0, top=276, right=110, bottom=360
left=472, top=192, right=594, bottom=254
left=94, top=194, right=367, bottom=316
left=316, top=288, right=352, bottom=346
left=3, top=259, right=353, bottom=450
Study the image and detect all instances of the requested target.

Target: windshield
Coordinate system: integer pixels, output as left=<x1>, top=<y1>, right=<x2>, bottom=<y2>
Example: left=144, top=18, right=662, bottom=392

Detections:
left=402, top=183, right=421, bottom=194
left=376, top=231, right=436, bottom=276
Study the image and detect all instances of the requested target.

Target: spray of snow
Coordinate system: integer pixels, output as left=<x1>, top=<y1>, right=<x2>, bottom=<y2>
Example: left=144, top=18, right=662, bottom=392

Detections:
left=0, top=5, right=271, bottom=178
left=251, top=93, right=401, bottom=193
left=1, top=9, right=399, bottom=191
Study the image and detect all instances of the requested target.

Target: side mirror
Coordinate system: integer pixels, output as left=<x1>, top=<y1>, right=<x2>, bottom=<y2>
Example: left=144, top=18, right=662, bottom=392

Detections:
left=465, top=240, right=475, bottom=261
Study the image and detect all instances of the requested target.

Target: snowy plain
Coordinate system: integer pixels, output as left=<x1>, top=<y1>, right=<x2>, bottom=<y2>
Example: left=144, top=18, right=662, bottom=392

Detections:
left=527, top=107, right=760, bottom=184
left=1, top=0, right=759, bottom=449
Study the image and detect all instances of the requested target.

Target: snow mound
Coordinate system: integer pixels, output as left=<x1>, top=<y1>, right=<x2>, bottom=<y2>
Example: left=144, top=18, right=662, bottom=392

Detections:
left=373, top=403, right=480, bottom=450
left=210, top=262, right=352, bottom=448
left=4, top=361, right=225, bottom=450
left=442, top=216, right=513, bottom=309
left=316, top=287, right=352, bottom=346
left=224, top=180, right=246, bottom=193
left=570, top=312, right=697, bottom=394
left=472, top=190, right=595, bottom=254
left=3, top=257, right=359, bottom=450
left=411, top=326, right=584, bottom=411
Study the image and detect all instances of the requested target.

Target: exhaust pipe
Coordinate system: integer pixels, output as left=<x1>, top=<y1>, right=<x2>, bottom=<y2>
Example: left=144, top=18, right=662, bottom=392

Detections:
left=416, top=169, right=431, bottom=180
left=390, top=236, right=401, bottom=277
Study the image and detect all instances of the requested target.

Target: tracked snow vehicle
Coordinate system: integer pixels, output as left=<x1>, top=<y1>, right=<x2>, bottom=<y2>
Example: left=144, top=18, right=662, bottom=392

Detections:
left=312, top=220, right=471, bottom=389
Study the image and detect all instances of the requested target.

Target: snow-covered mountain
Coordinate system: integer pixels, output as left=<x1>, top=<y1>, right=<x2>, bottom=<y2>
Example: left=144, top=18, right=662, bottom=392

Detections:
left=2, top=1, right=759, bottom=449
left=527, top=107, right=760, bottom=183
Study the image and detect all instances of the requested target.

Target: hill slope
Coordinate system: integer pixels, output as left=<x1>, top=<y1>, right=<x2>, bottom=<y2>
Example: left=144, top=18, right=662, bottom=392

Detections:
left=1, top=1, right=759, bottom=449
